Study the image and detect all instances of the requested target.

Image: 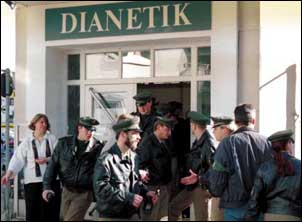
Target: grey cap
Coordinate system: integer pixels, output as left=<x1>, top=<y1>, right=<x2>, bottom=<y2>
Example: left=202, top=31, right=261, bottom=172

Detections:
left=79, top=116, right=99, bottom=130
left=187, top=111, right=209, bottom=125
left=268, top=129, right=294, bottom=143
left=211, top=116, right=233, bottom=128
left=112, top=115, right=142, bottom=133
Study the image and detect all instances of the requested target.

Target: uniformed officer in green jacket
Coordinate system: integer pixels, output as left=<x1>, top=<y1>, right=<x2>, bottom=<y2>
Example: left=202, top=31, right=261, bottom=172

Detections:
left=42, top=117, right=104, bottom=221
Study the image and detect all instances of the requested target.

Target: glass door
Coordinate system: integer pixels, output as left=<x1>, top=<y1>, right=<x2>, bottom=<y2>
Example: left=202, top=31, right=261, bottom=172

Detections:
left=85, top=84, right=136, bottom=152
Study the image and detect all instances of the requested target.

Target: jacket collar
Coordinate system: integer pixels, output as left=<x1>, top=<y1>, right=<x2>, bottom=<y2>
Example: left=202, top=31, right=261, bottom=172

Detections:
left=30, top=131, right=50, bottom=141
left=195, top=129, right=210, bottom=146
left=111, top=143, right=135, bottom=164
left=233, top=126, right=256, bottom=135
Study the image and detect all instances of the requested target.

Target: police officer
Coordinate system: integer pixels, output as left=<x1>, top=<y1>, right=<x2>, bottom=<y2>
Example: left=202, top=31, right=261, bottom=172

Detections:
left=169, top=111, right=215, bottom=221
left=137, top=116, right=174, bottom=221
left=205, top=104, right=272, bottom=221
left=245, top=130, right=301, bottom=221
left=210, top=116, right=235, bottom=221
left=211, top=116, right=235, bottom=142
left=42, top=117, right=104, bottom=221
left=132, top=91, right=158, bottom=140
left=93, top=114, right=157, bottom=220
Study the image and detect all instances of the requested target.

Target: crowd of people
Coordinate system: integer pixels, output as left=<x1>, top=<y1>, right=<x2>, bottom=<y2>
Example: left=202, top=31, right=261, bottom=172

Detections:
left=1, top=91, right=301, bottom=221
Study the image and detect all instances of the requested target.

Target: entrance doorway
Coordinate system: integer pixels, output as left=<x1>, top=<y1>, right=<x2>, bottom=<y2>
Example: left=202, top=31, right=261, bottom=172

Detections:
left=138, top=82, right=192, bottom=220
left=137, top=82, right=190, bottom=118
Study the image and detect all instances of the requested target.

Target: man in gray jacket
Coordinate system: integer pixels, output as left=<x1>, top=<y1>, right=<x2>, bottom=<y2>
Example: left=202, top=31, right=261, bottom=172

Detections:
left=205, top=104, right=272, bottom=221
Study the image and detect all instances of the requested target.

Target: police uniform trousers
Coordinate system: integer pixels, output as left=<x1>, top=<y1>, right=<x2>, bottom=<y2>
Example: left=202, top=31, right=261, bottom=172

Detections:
left=168, top=186, right=210, bottom=221
left=209, top=197, right=224, bottom=221
left=264, top=213, right=301, bottom=221
left=140, top=185, right=169, bottom=221
left=62, top=187, right=93, bottom=221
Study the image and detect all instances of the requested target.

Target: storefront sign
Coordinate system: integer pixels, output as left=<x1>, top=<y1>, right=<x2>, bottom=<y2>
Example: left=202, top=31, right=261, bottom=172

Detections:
left=46, top=1, right=211, bottom=41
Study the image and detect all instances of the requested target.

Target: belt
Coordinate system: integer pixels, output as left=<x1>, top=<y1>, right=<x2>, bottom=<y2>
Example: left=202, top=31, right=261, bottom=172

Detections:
left=65, top=186, right=89, bottom=193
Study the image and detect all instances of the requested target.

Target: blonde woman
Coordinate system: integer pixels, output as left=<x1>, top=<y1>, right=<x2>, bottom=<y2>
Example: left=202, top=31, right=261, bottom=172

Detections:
left=1, top=114, right=61, bottom=222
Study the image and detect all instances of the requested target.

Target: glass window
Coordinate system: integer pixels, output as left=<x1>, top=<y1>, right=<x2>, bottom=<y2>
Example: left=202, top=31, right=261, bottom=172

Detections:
left=68, top=54, right=80, bottom=80
left=198, top=47, right=211, bottom=75
left=86, top=52, right=120, bottom=79
left=67, top=85, right=80, bottom=134
left=197, top=81, right=211, bottom=124
left=155, top=48, right=191, bottom=77
left=122, top=50, right=151, bottom=78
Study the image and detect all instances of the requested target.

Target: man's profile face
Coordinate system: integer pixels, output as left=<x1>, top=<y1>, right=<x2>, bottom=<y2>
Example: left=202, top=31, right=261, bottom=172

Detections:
left=78, top=125, right=93, bottom=141
left=137, top=101, right=152, bottom=115
left=125, top=131, right=141, bottom=151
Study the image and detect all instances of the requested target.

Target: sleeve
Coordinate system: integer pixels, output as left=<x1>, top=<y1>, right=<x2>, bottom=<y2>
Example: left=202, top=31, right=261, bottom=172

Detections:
left=244, top=166, right=267, bottom=220
left=7, top=138, right=28, bottom=174
left=49, top=134, right=58, bottom=153
left=207, top=139, right=230, bottom=197
left=43, top=139, right=61, bottom=190
left=205, top=140, right=216, bottom=168
left=93, top=154, right=135, bottom=207
left=136, top=138, right=151, bottom=171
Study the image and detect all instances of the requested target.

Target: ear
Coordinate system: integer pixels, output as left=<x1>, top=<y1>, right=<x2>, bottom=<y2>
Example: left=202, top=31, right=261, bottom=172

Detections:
left=251, top=118, right=256, bottom=125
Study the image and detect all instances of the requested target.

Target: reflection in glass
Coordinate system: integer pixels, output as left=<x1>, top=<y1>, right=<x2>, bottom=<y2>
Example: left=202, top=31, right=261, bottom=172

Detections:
left=68, top=54, right=80, bottom=80
left=122, top=51, right=151, bottom=78
left=68, top=85, right=80, bottom=134
left=198, top=47, right=211, bottom=75
left=91, top=90, right=130, bottom=152
left=197, top=81, right=211, bottom=123
left=155, top=48, right=191, bottom=77
left=86, top=52, right=119, bottom=79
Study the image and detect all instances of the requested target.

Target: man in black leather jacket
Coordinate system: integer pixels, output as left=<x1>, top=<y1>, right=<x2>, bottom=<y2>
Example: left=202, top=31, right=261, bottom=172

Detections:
left=169, top=111, right=215, bottom=221
left=245, top=130, right=301, bottom=221
left=42, top=117, right=104, bottom=221
left=137, top=116, right=174, bottom=221
left=93, top=114, right=157, bottom=220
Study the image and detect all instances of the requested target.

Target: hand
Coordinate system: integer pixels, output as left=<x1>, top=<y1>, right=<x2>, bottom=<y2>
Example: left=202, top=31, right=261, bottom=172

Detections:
left=139, top=169, right=150, bottom=183
left=1, top=171, right=14, bottom=185
left=146, top=191, right=158, bottom=205
left=180, top=169, right=198, bottom=185
left=42, top=190, right=54, bottom=202
left=35, top=157, right=49, bottom=165
left=132, top=194, right=143, bottom=208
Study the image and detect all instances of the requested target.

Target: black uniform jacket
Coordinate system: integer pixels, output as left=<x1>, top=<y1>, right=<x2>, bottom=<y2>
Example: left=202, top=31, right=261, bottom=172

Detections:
left=245, top=152, right=301, bottom=219
left=137, top=133, right=172, bottom=186
left=43, top=135, right=104, bottom=190
left=184, top=129, right=215, bottom=191
left=93, top=143, right=148, bottom=218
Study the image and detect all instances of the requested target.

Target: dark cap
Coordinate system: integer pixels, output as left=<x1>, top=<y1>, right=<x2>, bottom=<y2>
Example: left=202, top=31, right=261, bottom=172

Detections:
left=234, top=104, right=256, bottom=123
left=156, top=116, right=175, bottom=129
left=79, top=117, right=99, bottom=130
left=187, top=111, right=209, bottom=125
left=168, top=101, right=183, bottom=117
left=268, top=129, right=294, bottom=143
left=157, top=103, right=171, bottom=117
left=112, top=115, right=142, bottom=133
left=211, top=116, right=233, bottom=128
left=133, top=91, right=152, bottom=106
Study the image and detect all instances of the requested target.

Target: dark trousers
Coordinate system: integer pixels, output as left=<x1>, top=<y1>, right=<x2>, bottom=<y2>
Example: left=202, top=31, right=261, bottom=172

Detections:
left=24, top=180, right=61, bottom=222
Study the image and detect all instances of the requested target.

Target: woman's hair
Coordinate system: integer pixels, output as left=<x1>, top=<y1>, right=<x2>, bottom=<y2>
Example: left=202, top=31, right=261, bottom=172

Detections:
left=28, top=113, right=50, bottom=131
left=272, top=139, right=294, bottom=176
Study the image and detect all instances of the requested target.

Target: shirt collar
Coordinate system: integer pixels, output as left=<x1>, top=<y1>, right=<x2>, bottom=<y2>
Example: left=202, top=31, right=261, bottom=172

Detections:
left=30, top=132, right=49, bottom=141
